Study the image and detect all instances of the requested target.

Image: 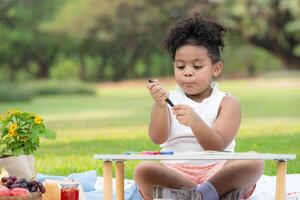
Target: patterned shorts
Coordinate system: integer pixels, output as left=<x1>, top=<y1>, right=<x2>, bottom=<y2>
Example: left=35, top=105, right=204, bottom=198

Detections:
left=162, top=161, right=255, bottom=199
left=139, top=161, right=255, bottom=200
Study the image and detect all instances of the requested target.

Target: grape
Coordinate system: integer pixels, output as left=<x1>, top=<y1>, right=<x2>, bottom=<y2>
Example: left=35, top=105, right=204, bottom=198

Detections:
left=11, top=183, right=21, bottom=188
left=27, top=182, right=32, bottom=188
left=18, top=178, right=26, bottom=183
left=30, top=186, right=37, bottom=192
left=29, top=180, right=38, bottom=187
left=37, top=182, right=45, bottom=193
left=20, top=182, right=28, bottom=188
left=1, top=177, right=8, bottom=183
left=6, top=179, right=13, bottom=184
left=9, top=176, right=17, bottom=182
left=6, top=179, right=14, bottom=188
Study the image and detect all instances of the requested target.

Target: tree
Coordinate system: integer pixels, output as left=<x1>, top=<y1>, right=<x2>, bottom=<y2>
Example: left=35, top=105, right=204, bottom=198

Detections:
left=42, top=0, right=199, bottom=81
left=0, top=0, right=63, bottom=80
left=218, top=0, right=300, bottom=69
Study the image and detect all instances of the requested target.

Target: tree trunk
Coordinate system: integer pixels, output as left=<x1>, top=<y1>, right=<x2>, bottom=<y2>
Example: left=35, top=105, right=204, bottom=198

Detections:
left=79, top=52, right=86, bottom=81
left=249, top=36, right=300, bottom=70
left=277, top=53, right=300, bottom=70
left=8, top=63, right=18, bottom=82
left=36, top=62, right=50, bottom=79
left=127, top=54, right=138, bottom=79
left=97, top=55, right=107, bottom=82
left=112, top=60, right=123, bottom=82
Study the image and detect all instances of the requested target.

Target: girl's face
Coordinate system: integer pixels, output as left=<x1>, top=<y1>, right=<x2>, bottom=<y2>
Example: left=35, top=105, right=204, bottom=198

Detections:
left=173, top=45, right=223, bottom=101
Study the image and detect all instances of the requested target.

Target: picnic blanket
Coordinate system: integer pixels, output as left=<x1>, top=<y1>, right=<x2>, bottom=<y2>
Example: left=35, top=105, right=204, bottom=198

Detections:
left=36, top=172, right=300, bottom=200
left=90, top=174, right=300, bottom=200
left=251, top=174, right=300, bottom=200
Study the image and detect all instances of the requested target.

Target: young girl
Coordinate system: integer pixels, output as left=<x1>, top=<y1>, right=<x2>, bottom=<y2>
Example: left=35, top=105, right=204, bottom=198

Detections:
left=134, top=14, right=264, bottom=200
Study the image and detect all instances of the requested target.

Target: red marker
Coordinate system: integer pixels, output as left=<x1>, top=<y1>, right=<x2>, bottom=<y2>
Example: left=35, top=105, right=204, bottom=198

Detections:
left=141, top=151, right=160, bottom=155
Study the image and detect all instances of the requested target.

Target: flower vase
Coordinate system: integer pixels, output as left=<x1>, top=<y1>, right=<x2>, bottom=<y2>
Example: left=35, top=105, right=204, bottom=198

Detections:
left=0, top=155, right=35, bottom=179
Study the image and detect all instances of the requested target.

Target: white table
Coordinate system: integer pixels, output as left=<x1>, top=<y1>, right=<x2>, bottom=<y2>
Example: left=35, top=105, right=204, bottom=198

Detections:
left=94, top=152, right=296, bottom=200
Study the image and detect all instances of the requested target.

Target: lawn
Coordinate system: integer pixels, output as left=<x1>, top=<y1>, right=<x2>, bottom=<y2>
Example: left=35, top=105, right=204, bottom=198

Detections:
left=0, top=76, right=299, bottom=179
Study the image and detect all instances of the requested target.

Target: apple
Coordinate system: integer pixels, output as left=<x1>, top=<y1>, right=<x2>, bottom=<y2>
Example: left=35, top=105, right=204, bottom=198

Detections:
left=10, top=188, right=30, bottom=196
left=0, top=186, right=10, bottom=196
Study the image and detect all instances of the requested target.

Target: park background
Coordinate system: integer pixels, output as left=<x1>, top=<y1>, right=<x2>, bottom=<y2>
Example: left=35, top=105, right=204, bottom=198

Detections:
left=0, top=0, right=299, bottom=178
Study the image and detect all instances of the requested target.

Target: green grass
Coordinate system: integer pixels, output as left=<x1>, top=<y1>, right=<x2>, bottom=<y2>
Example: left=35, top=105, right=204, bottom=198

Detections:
left=0, top=76, right=299, bottom=179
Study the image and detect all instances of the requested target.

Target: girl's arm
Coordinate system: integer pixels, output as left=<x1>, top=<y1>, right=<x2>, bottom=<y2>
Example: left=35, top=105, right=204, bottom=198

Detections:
left=147, top=80, right=170, bottom=144
left=149, top=103, right=170, bottom=144
left=172, top=95, right=241, bottom=151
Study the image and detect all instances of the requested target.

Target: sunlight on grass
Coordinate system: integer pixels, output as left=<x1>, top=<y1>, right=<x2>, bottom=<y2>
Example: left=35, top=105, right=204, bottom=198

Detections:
left=240, top=118, right=300, bottom=136
left=44, top=110, right=136, bottom=121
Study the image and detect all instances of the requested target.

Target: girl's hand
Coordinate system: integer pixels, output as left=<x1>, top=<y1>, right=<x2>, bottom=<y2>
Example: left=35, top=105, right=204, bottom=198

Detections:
left=172, top=104, right=199, bottom=126
left=147, top=79, right=168, bottom=107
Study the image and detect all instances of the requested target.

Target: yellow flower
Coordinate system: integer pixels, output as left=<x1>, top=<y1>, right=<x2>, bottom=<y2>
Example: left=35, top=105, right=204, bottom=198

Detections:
left=9, top=123, right=18, bottom=130
left=8, top=109, right=21, bottom=117
left=8, top=129, right=17, bottom=137
left=34, top=116, right=43, bottom=124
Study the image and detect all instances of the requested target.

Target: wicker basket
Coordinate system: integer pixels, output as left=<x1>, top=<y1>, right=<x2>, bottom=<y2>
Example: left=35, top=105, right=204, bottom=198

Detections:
left=0, top=192, right=42, bottom=200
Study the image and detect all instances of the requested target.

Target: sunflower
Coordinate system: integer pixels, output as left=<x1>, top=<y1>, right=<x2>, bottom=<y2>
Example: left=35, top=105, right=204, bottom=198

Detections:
left=34, top=116, right=43, bottom=124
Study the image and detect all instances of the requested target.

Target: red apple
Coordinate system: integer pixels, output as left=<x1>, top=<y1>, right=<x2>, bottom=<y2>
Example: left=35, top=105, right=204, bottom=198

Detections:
left=0, top=186, right=10, bottom=196
left=10, top=188, right=30, bottom=196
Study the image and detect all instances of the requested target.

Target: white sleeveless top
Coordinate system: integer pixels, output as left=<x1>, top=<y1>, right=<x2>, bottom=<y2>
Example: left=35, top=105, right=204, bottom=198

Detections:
left=160, top=82, right=236, bottom=157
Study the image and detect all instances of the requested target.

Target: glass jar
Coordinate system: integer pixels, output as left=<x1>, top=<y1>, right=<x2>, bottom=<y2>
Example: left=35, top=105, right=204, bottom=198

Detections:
left=61, top=182, right=79, bottom=200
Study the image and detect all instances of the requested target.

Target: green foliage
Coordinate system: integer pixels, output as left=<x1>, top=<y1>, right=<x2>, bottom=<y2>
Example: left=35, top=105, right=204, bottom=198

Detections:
left=27, top=80, right=96, bottom=96
left=0, top=0, right=65, bottom=80
left=218, top=0, right=300, bottom=69
left=41, top=0, right=189, bottom=81
left=0, top=109, right=56, bottom=156
left=0, top=83, right=34, bottom=102
left=222, top=39, right=282, bottom=77
left=294, top=45, right=300, bottom=56
left=50, top=58, right=80, bottom=80
left=0, top=0, right=299, bottom=82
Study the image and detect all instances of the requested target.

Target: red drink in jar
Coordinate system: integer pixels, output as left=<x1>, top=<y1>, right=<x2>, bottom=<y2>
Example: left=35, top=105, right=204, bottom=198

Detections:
left=61, top=183, right=79, bottom=200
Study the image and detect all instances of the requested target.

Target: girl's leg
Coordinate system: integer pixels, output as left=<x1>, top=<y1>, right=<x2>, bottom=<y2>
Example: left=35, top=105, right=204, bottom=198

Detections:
left=134, top=161, right=196, bottom=199
left=207, top=160, right=264, bottom=197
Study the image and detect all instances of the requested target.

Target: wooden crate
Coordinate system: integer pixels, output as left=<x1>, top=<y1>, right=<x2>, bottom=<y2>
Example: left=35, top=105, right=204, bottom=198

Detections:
left=0, top=192, right=42, bottom=200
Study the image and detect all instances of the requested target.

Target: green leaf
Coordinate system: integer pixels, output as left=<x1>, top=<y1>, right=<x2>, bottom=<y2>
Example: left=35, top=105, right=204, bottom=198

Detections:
left=0, top=137, right=11, bottom=145
left=42, top=130, right=57, bottom=140
left=12, top=147, right=24, bottom=156
left=3, top=127, right=9, bottom=134
left=8, top=141, right=22, bottom=149
left=31, top=127, right=40, bottom=137
left=1, top=147, right=12, bottom=156
left=31, top=136, right=40, bottom=145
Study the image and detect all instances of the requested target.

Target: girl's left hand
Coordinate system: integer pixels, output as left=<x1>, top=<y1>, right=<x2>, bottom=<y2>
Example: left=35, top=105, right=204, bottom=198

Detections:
left=172, top=105, right=199, bottom=127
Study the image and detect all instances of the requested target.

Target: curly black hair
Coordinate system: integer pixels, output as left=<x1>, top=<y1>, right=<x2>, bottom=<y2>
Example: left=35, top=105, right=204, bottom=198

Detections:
left=164, top=14, right=227, bottom=63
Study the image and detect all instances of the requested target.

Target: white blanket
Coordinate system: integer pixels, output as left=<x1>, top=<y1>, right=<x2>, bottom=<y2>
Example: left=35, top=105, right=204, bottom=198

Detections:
left=95, top=174, right=300, bottom=200
left=250, top=174, right=300, bottom=200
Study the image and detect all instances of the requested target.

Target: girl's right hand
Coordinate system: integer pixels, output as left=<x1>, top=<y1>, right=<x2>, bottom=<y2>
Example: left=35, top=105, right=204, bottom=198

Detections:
left=147, top=79, right=168, bottom=107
